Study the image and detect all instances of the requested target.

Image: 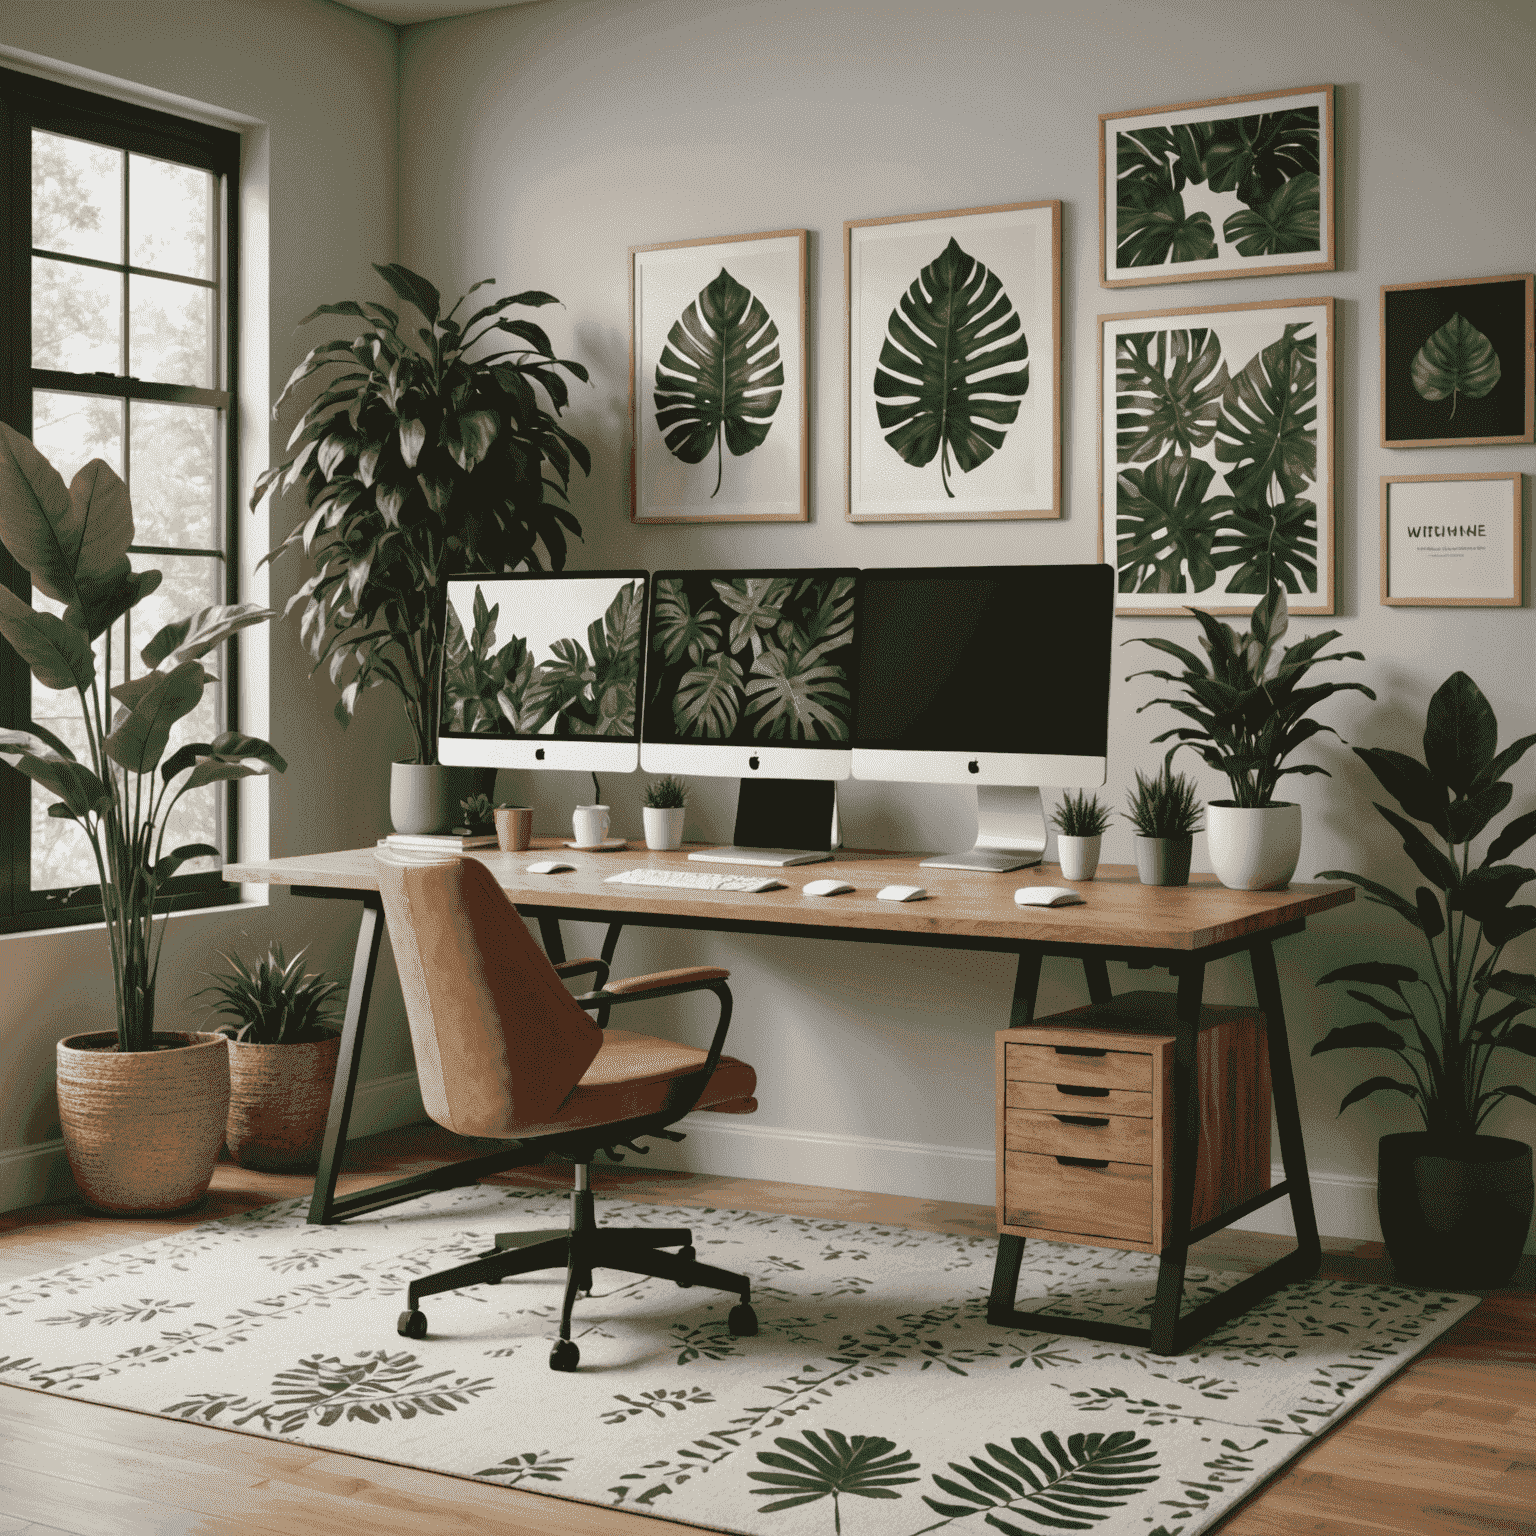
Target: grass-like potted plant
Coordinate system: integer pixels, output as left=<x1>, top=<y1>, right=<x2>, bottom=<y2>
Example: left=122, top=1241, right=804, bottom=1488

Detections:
left=1314, top=671, right=1536, bottom=1287
left=200, top=944, right=345, bottom=1171
left=251, top=263, right=591, bottom=835
left=643, top=775, right=689, bottom=851
left=0, top=425, right=284, bottom=1212
left=1050, top=790, right=1112, bottom=881
left=1125, top=582, right=1374, bottom=890
left=1124, top=765, right=1203, bottom=887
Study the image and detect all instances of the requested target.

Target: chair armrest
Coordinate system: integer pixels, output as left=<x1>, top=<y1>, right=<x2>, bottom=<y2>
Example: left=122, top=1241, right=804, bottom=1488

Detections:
left=553, top=956, right=610, bottom=990
left=604, top=965, right=729, bottom=996
left=573, top=969, right=736, bottom=1092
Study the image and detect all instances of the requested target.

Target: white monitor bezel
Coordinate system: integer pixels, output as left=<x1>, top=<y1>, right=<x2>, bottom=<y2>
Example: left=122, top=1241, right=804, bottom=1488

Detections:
left=851, top=748, right=1106, bottom=788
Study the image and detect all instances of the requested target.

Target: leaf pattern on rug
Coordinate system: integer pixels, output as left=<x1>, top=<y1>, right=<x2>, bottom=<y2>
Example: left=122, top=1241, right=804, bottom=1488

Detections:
left=258, top=1247, right=368, bottom=1274
left=603, top=1387, right=717, bottom=1424
left=472, top=1450, right=573, bottom=1485
left=749, top=1428, right=920, bottom=1530
left=42, top=1298, right=195, bottom=1328
left=1151, top=1437, right=1268, bottom=1531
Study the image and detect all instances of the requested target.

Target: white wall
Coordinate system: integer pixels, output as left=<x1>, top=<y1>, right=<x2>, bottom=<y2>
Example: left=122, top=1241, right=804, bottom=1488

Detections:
left=398, top=0, right=1536, bottom=1245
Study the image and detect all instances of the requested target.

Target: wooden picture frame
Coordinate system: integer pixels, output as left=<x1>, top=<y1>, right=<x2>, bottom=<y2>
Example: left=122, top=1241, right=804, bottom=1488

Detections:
left=1381, top=473, right=1523, bottom=607
left=845, top=199, right=1061, bottom=522
left=629, top=228, right=808, bottom=523
left=1100, top=84, right=1335, bottom=289
left=1380, top=274, right=1535, bottom=448
left=1098, top=295, right=1335, bottom=616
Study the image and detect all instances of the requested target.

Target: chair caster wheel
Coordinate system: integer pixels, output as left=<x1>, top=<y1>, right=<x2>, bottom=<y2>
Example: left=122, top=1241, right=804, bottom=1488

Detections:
left=397, top=1309, right=427, bottom=1340
left=728, top=1302, right=757, bottom=1337
left=549, top=1339, right=580, bottom=1372
left=676, top=1245, right=695, bottom=1287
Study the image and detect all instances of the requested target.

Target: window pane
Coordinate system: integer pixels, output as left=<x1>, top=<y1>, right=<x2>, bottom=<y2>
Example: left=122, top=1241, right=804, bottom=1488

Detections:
left=128, top=401, right=218, bottom=549
left=32, top=131, right=121, bottom=262
left=32, top=255, right=121, bottom=373
left=129, top=272, right=212, bottom=387
left=125, top=551, right=225, bottom=681
left=130, top=154, right=213, bottom=280
left=32, top=390, right=124, bottom=484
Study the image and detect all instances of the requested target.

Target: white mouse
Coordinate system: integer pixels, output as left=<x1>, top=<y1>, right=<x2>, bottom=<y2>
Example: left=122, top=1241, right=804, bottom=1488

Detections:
left=1015, top=885, right=1085, bottom=907
left=877, top=884, right=927, bottom=902
left=803, top=879, right=855, bottom=897
left=526, top=860, right=575, bottom=874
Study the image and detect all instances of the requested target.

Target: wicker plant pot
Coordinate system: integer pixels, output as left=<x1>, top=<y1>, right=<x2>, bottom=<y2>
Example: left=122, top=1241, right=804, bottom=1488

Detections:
left=56, top=1031, right=231, bottom=1214
left=224, top=1033, right=342, bottom=1171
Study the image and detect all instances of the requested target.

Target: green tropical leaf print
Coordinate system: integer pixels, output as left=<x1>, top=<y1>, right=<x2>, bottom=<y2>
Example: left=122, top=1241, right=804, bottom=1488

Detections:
left=1411, top=313, right=1502, bottom=419
left=567, top=580, right=643, bottom=735
left=793, top=575, right=855, bottom=667
left=1222, top=172, right=1321, bottom=256
left=1210, top=493, right=1317, bottom=594
left=674, top=650, right=743, bottom=737
left=745, top=645, right=851, bottom=741
left=1213, top=322, right=1317, bottom=504
left=441, top=588, right=528, bottom=734
left=652, top=576, right=723, bottom=665
left=872, top=236, right=1030, bottom=497
left=921, top=1428, right=1159, bottom=1531
left=749, top=1428, right=919, bottom=1528
left=1116, top=329, right=1229, bottom=463
left=473, top=1450, right=573, bottom=1484
left=713, top=576, right=794, bottom=656
left=1116, top=191, right=1218, bottom=268
left=654, top=267, right=784, bottom=496
left=1116, top=454, right=1233, bottom=594
left=1203, top=108, right=1320, bottom=209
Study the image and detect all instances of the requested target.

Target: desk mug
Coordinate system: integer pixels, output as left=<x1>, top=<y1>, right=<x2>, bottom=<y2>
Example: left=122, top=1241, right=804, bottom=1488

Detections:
left=494, top=806, right=533, bottom=852
left=572, top=804, right=610, bottom=846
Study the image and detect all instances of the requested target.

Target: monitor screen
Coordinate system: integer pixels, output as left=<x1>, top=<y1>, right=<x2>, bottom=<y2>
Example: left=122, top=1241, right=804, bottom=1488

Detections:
left=640, top=569, right=858, bottom=781
left=436, top=571, right=647, bottom=772
left=852, top=564, right=1113, bottom=786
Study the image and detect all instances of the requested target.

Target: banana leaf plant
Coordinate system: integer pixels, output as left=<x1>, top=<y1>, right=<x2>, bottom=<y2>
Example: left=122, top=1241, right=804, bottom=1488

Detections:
left=1315, top=672, right=1536, bottom=1137
left=0, top=425, right=283, bottom=1053
left=251, top=263, right=591, bottom=766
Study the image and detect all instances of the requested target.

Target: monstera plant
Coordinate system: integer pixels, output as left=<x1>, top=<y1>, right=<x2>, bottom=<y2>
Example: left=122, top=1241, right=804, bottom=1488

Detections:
left=1411, top=313, right=1501, bottom=420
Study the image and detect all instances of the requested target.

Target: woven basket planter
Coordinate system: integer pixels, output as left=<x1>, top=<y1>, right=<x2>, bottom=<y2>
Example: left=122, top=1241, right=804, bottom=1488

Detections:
left=225, top=1033, right=342, bottom=1171
left=56, top=1031, right=231, bottom=1214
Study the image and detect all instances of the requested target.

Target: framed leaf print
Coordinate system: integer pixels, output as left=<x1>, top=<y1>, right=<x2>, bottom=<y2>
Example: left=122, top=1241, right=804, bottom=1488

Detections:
left=1381, top=474, right=1523, bottom=607
left=845, top=200, right=1060, bottom=522
left=1380, top=274, right=1535, bottom=448
left=630, top=229, right=807, bottom=523
left=1099, top=296, right=1335, bottom=616
left=1100, top=85, right=1335, bottom=289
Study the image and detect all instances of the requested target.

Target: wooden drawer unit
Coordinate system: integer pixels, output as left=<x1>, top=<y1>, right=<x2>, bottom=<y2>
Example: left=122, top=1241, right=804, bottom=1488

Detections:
left=996, top=991, right=1271, bottom=1253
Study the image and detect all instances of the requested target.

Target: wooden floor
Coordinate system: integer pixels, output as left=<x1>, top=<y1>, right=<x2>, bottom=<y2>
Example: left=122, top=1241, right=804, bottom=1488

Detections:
left=1, top=1121, right=1531, bottom=1536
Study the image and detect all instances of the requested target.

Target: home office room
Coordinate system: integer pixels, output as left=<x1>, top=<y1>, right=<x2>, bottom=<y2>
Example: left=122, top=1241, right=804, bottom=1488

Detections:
left=0, top=0, right=1531, bottom=1531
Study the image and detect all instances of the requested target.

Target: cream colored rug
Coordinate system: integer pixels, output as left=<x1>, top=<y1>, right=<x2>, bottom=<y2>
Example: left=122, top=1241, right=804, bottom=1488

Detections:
left=0, top=1186, right=1475, bottom=1535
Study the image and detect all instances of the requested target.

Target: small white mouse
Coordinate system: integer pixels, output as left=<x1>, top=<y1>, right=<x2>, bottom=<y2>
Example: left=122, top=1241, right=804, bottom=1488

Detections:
left=877, top=884, right=927, bottom=902
left=803, top=879, right=855, bottom=897
left=526, top=860, right=575, bottom=874
left=1015, top=885, right=1085, bottom=907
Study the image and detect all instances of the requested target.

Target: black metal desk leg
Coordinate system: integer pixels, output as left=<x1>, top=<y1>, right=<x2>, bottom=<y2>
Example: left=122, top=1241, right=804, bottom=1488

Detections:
left=537, top=915, right=567, bottom=965
left=1008, top=947, right=1044, bottom=1029
left=600, top=922, right=624, bottom=969
left=308, top=893, right=385, bottom=1226
left=1083, top=956, right=1113, bottom=1004
left=988, top=1235, right=1026, bottom=1322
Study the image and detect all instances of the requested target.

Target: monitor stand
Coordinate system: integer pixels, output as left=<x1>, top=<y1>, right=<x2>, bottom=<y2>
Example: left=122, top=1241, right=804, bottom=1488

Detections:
left=689, top=778, right=836, bottom=868
left=921, top=785, right=1047, bottom=873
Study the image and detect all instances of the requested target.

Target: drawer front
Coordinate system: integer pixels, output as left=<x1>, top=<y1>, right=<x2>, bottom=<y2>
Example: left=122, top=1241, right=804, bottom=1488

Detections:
left=1006, top=1079, right=1153, bottom=1118
left=1005, top=1042, right=1152, bottom=1093
left=1003, top=1151, right=1152, bottom=1243
left=1005, top=1107, right=1152, bottom=1164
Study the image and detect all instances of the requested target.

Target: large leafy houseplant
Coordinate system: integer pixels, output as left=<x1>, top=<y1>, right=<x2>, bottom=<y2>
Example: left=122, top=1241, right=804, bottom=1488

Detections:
left=251, top=263, right=592, bottom=764
left=0, top=425, right=283, bottom=1053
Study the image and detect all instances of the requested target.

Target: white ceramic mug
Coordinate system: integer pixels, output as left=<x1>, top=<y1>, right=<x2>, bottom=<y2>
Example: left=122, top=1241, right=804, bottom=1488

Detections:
left=572, top=804, right=610, bottom=846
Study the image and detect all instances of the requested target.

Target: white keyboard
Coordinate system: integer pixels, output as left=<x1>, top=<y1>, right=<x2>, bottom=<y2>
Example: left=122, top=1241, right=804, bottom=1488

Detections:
left=605, top=868, right=786, bottom=893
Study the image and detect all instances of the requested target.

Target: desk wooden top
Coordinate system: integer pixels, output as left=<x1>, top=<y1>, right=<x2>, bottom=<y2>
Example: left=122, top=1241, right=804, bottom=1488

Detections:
left=227, top=840, right=1353, bottom=953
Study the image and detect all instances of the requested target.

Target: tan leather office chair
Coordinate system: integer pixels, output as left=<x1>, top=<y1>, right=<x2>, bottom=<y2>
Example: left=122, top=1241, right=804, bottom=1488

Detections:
left=374, top=847, right=760, bottom=1371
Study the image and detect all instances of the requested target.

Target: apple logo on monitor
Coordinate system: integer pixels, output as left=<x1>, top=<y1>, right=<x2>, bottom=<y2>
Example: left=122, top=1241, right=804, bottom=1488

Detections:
left=536, top=748, right=546, bottom=761
left=968, top=760, right=980, bottom=774
left=748, top=755, right=760, bottom=771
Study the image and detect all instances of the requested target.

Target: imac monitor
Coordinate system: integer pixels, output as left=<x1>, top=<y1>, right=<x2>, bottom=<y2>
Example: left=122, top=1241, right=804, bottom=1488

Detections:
left=852, top=564, right=1113, bottom=871
left=436, top=570, right=647, bottom=772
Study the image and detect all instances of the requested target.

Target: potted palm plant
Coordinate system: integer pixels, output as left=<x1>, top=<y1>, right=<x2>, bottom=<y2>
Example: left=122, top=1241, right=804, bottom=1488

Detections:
left=1050, top=790, right=1112, bottom=881
left=1124, top=766, right=1203, bottom=886
left=1315, top=671, right=1536, bottom=1287
left=643, top=775, right=690, bottom=851
left=251, top=262, right=591, bottom=834
left=0, top=425, right=284, bottom=1213
left=1125, top=581, right=1374, bottom=890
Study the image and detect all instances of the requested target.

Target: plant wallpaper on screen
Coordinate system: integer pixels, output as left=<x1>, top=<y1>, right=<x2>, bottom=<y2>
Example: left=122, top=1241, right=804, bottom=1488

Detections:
left=646, top=575, right=854, bottom=744
left=441, top=581, right=643, bottom=738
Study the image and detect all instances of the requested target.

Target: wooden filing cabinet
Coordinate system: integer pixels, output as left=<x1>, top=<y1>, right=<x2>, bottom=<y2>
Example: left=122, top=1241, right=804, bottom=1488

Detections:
left=996, top=992, right=1271, bottom=1253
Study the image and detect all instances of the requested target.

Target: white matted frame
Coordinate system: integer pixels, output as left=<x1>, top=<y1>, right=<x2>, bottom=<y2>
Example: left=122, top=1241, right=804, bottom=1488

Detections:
left=1381, top=473, right=1523, bottom=608
left=1100, top=84, right=1334, bottom=289
left=629, top=229, right=808, bottom=524
left=1099, top=295, right=1335, bottom=617
left=845, top=200, right=1060, bottom=522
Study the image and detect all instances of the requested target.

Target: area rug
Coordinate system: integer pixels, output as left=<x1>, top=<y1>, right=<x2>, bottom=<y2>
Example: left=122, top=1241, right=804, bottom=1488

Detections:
left=0, top=1186, right=1475, bottom=1536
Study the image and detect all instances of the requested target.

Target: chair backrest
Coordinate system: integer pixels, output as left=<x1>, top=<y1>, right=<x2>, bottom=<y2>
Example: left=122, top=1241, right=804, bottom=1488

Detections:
left=374, top=849, right=603, bottom=1138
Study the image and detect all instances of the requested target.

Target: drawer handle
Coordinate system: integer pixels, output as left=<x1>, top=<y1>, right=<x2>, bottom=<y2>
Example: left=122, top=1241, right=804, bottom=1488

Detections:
left=1053, top=1045, right=1106, bottom=1057
left=1056, top=1083, right=1110, bottom=1098
left=1053, top=1114, right=1109, bottom=1127
left=1055, top=1155, right=1109, bottom=1169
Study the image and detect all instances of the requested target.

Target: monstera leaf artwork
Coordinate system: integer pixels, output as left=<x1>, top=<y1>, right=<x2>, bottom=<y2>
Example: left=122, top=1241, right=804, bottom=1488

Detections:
left=1116, top=328, right=1229, bottom=463
left=872, top=237, right=1030, bottom=497
left=653, top=267, right=784, bottom=496
left=1116, top=454, right=1232, bottom=594
left=1213, top=322, right=1317, bottom=503
left=1223, top=172, right=1322, bottom=256
left=1411, top=313, right=1502, bottom=419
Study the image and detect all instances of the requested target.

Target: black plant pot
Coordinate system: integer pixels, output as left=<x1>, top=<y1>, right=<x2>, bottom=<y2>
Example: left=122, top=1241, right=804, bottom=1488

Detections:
left=1377, top=1133, right=1533, bottom=1288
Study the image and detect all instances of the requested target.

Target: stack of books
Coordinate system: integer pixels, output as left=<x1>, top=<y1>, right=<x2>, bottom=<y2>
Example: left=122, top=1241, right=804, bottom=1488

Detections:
left=378, top=831, right=498, bottom=851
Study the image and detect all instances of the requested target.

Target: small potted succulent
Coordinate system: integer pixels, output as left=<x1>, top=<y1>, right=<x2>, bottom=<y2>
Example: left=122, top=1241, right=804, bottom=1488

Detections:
left=1050, top=790, right=1112, bottom=881
left=643, top=776, right=689, bottom=851
left=1125, top=766, right=1203, bottom=887
left=199, top=944, right=345, bottom=1172
left=455, top=792, right=497, bottom=836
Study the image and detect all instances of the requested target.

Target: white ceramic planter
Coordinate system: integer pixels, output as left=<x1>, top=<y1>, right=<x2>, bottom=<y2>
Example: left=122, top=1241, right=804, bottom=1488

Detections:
left=390, top=762, right=454, bottom=835
left=1056, top=834, right=1102, bottom=882
left=1134, top=834, right=1193, bottom=887
left=644, top=806, right=686, bottom=851
left=1207, top=801, right=1301, bottom=890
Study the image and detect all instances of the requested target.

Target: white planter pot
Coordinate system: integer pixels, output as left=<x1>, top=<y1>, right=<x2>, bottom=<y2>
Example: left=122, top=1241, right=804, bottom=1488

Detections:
left=1207, top=801, right=1302, bottom=890
left=1134, top=835, right=1193, bottom=887
left=1056, top=834, right=1102, bottom=882
left=390, top=762, right=454, bottom=835
left=644, top=806, right=686, bottom=851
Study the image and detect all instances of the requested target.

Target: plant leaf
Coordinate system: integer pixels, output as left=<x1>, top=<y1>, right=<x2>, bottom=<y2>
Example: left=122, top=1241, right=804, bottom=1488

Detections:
left=673, top=651, right=742, bottom=738
left=1115, top=454, right=1232, bottom=594
left=102, top=661, right=207, bottom=775
left=1115, top=328, right=1229, bottom=463
left=1222, top=172, right=1321, bottom=255
left=141, top=603, right=273, bottom=670
left=1411, top=313, right=1501, bottom=417
left=651, top=576, right=722, bottom=665
left=0, top=582, right=96, bottom=691
left=1423, top=671, right=1497, bottom=795
left=1312, top=1022, right=1407, bottom=1055
left=1353, top=747, right=1448, bottom=833
left=1204, top=108, right=1320, bottom=206
left=1213, top=322, right=1317, bottom=503
left=744, top=645, right=851, bottom=742
left=1116, top=190, right=1217, bottom=267
left=371, top=262, right=440, bottom=323
left=1317, top=959, right=1420, bottom=989
left=1339, top=1077, right=1420, bottom=1114
left=0, top=745, right=109, bottom=818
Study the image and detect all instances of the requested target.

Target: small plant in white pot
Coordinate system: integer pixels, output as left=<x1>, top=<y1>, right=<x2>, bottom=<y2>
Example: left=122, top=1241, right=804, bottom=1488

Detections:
left=1124, top=766, right=1203, bottom=887
left=643, top=776, right=689, bottom=851
left=1050, top=790, right=1111, bottom=881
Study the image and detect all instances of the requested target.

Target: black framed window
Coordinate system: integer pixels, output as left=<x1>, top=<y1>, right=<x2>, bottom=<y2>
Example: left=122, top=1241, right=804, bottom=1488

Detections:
left=0, top=68, right=241, bottom=933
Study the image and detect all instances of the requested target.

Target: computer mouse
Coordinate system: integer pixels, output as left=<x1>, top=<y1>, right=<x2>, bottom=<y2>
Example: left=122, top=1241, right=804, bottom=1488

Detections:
left=526, top=860, right=575, bottom=874
left=877, top=884, right=927, bottom=902
left=803, top=879, right=855, bottom=897
left=1015, top=885, right=1085, bottom=907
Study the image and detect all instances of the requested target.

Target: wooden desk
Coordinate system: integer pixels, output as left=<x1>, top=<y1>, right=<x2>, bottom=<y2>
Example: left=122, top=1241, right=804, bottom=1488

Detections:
left=227, top=840, right=1352, bottom=1354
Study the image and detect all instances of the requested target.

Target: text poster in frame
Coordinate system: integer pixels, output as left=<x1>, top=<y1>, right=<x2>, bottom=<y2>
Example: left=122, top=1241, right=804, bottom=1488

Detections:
left=630, top=229, right=807, bottom=524
left=1381, top=474, right=1522, bottom=607
left=846, top=200, right=1060, bottom=522
left=1099, top=296, right=1334, bottom=617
